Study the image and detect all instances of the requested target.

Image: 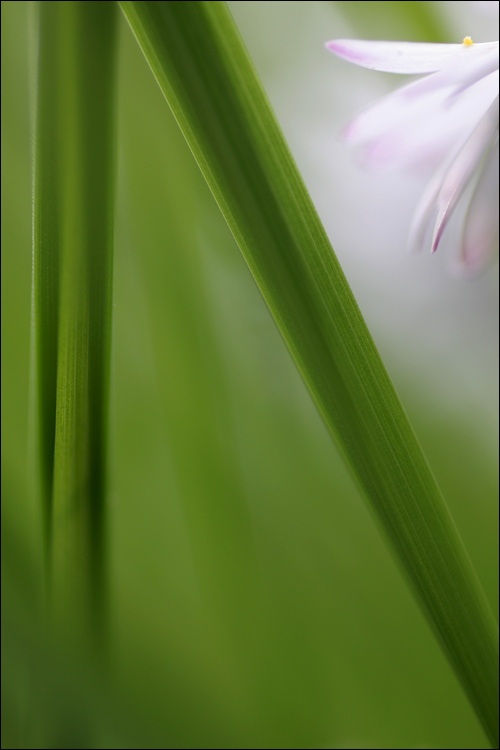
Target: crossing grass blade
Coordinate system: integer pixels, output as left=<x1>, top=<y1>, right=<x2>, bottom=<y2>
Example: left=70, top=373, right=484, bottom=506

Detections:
left=119, top=2, right=498, bottom=744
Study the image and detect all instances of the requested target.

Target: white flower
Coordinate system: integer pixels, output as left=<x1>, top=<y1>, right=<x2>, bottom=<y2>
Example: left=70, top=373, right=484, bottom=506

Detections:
left=326, top=37, right=499, bottom=273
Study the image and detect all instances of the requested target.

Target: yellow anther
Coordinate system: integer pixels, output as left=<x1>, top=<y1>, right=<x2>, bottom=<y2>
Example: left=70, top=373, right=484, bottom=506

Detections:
left=462, top=36, right=474, bottom=47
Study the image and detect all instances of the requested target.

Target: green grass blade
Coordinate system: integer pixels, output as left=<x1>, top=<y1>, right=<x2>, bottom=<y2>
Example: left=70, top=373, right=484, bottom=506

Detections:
left=32, top=1, right=61, bottom=555
left=33, top=0, right=117, bottom=635
left=119, top=2, right=498, bottom=744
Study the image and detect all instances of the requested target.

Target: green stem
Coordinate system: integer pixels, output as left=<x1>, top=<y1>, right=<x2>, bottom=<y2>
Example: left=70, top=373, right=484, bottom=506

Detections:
left=33, top=0, right=117, bottom=637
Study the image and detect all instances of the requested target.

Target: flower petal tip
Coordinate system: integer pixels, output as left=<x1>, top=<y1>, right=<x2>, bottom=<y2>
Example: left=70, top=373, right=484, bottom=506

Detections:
left=431, top=228, right=445, bottom=254
left=430, top=235, right=441, bottom=254
left=325, top=40, right=367, bottom=65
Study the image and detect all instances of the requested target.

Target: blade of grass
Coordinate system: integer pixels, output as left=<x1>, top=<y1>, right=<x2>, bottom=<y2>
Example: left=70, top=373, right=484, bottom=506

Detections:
left=32, top=0, right=117, bottom=637
left=119, top=2, right=498, bottom=744
left=32, top=0, right=61, bottom=558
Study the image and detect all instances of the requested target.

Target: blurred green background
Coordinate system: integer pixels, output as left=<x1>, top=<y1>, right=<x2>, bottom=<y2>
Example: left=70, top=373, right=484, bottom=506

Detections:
left=2, top=2, right=498, bottom=747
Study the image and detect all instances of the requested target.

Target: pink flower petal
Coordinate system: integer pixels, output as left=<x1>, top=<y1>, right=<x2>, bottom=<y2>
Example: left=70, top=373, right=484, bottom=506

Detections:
left=408, top=165, right=447, bottom=254
left=327, top=33, right=499, bottom=267
left=431, top=97, right=499, bottom=253
left=450, top=44, right=499, bottom=95
left=325, top=39, right=498, bottom=74
left=458, top=141, right=499, bottom=274
left=344, top=70, right=498, bottom=168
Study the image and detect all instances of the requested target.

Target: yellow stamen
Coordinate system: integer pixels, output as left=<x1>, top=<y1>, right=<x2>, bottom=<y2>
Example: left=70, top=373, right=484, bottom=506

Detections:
left=462, top=36, right=474, bottom=47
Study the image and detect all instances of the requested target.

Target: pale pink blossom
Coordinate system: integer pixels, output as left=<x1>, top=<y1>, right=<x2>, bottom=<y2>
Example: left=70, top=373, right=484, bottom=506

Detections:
left=326, top=37, right=499, bottom=273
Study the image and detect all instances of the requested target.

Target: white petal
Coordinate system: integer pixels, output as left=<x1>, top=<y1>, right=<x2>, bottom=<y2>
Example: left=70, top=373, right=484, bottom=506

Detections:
left=431, top=97, right=499, bottom=253
left=326, top=39, right=498, bottom=74
left=407, top=92, right=497, bottom=253
left=383, top=71, right=499, bottom=169
left=343, top=77, right=447, bottom=144
left=457, top=140, right=499, bottom=274
left=450, top=44, right=499, bottom=94
left=344, top=70, right=499, bottom=168
left=408, top=165, right=447, bottom=254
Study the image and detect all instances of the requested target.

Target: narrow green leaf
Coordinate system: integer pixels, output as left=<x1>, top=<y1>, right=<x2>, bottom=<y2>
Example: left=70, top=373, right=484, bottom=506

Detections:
left=32, top=0, right=61, bottom=554
left=119, top=2, right=498, bottom=744
left=33, top=0, right=117, bottom=635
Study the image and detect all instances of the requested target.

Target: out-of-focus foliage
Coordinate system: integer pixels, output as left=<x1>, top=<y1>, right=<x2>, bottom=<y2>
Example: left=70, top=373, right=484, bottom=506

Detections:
left=2, top=2, right=497, bottom=748
left=333, top=1, right=445, bottom=41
